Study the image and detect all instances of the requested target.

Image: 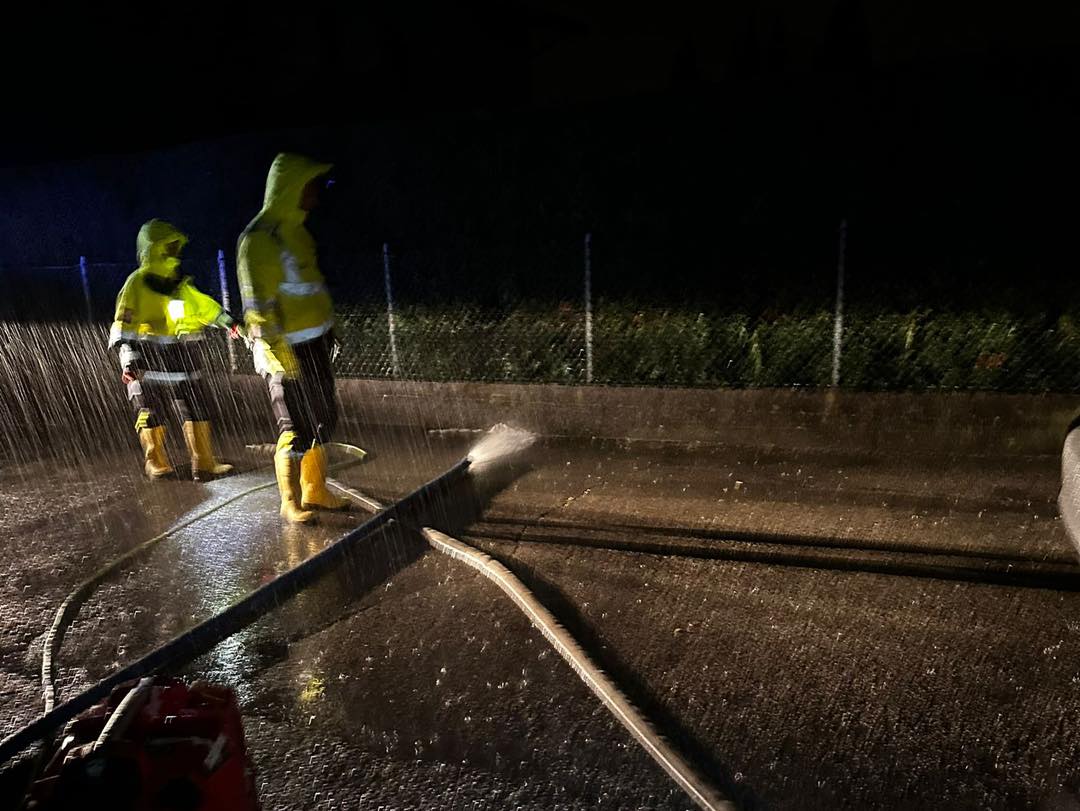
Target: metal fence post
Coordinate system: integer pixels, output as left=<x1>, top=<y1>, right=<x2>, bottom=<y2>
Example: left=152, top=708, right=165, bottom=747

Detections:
left=584, top=232, right=594, bottom=384
left=831, top=219, right=847, bottom=388
left=218, top=249, right=237, bottom=373
left=79, top=256, right=93, bottom=322
left=383, top=243, right=402, bottom=379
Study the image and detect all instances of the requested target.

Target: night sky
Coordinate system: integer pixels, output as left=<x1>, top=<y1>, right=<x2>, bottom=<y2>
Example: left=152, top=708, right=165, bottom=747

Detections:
left=1, top=0, right=1077, bottom=309
left=2, top=0, right=1077, bottom=164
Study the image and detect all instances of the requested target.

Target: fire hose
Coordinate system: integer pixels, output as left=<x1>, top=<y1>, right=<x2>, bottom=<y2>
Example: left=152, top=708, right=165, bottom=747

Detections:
left=327, top=477, right=735, bottom=811
left=0, top=446, right=431, bottom=766
left=4, top=426, right=733, bottom=811
left=40, top=443, right=367, bottom=716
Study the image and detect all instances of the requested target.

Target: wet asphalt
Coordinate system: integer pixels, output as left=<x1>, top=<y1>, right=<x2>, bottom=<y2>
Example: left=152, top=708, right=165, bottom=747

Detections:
left=1, top=427, right=1079, bottom=809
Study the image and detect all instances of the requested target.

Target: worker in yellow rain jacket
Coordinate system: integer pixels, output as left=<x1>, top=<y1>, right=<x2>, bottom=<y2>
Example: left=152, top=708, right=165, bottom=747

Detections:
left=237, top=153, right=349, bottom=524
left=108, top=219, right=239, bottom=480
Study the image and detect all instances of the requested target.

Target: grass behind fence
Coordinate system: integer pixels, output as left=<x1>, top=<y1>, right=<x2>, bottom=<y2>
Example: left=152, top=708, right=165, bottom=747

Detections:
left=333, top=302, right=1080, bottom=392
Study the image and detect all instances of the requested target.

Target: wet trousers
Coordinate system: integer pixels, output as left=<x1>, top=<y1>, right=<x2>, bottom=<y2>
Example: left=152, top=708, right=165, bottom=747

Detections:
left=124, top=344, right=210, bottom=430
left=265, top=335, right=338, bottom=452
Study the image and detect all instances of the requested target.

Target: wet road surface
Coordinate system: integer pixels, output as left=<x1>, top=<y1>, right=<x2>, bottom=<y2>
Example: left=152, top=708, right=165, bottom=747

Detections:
left=2, top=429, right=1079, bottom=809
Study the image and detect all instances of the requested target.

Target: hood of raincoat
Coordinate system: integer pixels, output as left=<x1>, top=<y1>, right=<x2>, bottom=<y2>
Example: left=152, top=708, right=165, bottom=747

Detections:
left=261, top=152, right=334, bottom=223
left=136, top=219, right=188, bottom=277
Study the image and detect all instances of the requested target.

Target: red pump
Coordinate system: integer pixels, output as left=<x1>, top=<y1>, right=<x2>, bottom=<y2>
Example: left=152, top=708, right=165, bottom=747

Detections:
left=26, top=678, right=259, bottom=811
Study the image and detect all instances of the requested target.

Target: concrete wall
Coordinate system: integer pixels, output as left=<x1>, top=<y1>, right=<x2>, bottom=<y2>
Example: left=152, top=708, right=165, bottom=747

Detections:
left=5, top=338, right=1074, bottom=464
left=335, top=379, right=1080, bottom=458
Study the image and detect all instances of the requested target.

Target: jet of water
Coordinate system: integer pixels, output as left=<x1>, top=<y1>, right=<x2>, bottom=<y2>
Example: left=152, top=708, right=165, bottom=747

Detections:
left=465, top=423, right=537, bottom=474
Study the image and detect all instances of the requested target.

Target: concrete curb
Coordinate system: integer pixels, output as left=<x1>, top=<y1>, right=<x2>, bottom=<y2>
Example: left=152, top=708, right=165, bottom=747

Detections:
left=327, top=379, right=1078, bottom=457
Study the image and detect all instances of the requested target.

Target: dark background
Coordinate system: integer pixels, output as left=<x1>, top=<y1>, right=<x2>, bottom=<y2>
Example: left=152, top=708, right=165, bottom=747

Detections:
left=1, top=0, right=1077, bottom=313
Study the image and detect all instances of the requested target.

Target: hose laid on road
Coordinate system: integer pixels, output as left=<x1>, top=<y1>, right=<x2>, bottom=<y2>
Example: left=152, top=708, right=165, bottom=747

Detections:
left=3, top=449, right=368, bottom=766
left=328, top=478, right=735, bottom=811
left=14, top=426, right=533, bottom=766
left=41, top=444, right=366, bottom=715
left=41, top=478, right=278, bottom=714
left=1, top=471, right=283, bottom=807
left=17, top=426, right=734, bottom=808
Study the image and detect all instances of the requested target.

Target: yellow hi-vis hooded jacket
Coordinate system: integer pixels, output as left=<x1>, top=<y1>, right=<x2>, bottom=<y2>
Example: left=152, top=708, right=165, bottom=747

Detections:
left=237, top=153, right=336, bottom=378
left=108, top=220, right=232, bottom=362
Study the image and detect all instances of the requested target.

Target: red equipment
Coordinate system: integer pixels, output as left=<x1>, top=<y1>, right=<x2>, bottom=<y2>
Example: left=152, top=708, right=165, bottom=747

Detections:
left=26, top=678, right=259, bottom=811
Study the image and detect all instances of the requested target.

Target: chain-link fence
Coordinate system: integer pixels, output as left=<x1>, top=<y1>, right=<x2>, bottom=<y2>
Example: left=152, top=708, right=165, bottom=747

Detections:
left=333, top=229, right=1080, bottom=393
left=329, top=303, right=1080, bottom=392
left=5, top=229, right=1080, bottom=393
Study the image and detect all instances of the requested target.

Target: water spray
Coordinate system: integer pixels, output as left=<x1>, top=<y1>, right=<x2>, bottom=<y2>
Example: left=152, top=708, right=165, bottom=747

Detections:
left=0, top=425, right=535, bottom=766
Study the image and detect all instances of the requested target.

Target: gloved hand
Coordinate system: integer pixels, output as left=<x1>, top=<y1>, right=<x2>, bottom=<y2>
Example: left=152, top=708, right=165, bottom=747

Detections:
left=121, top=367, right=140, bottom=386
left=229, top=322, right=252, bottom=347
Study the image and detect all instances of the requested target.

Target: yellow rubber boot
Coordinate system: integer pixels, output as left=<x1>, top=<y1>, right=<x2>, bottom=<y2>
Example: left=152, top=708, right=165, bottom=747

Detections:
left=301, top=445, right=350, bottom=511
left=276, top=432, right=315, bottom=524
left=183, top=421, right=235, bottom=480
left=139, top=426, right=174, bottom=479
